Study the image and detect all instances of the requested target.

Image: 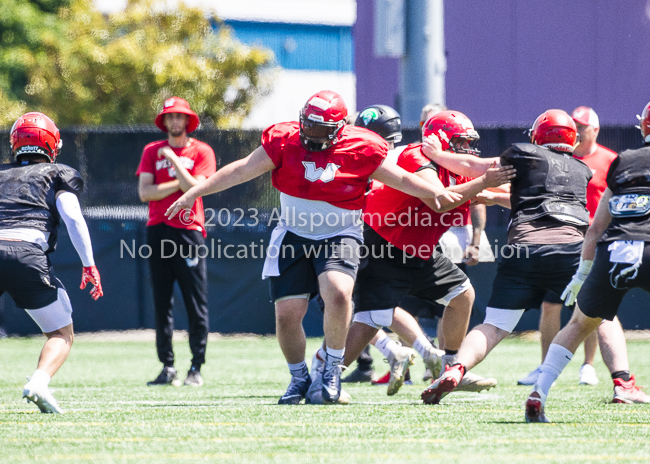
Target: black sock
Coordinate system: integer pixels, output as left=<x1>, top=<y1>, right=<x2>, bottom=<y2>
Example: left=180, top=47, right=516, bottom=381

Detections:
left=191, top=365, right=201, bottom=373
left=611, top=370, right=631, bottom=382
left=445, top=349, right=458, bottom=356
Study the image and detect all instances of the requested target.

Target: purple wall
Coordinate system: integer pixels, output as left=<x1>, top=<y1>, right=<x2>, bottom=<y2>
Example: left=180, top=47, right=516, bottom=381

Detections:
left=354, top=0, right=400, bottom=111
left=356, top=0, right=650, bottom=126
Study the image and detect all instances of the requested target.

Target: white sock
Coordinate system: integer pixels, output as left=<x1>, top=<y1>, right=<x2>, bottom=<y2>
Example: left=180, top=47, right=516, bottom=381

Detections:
left=412, top=335, right=433, bottom=359
left=374, top=334, right=398, bottom=358
left=535, top=343, right=574, bottom=398
left=288, top=361, right=308, bottom=379
left=325, top=346, right=345, bottom=365
left=30, top=369, right=51, bottom=387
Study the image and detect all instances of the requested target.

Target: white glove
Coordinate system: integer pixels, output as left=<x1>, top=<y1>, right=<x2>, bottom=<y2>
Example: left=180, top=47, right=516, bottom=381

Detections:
left=561, top=259, right=593, bottom=306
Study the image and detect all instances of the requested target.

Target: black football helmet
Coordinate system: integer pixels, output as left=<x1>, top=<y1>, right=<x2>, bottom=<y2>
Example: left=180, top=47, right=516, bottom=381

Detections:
left=354, top=105, right=402, bottom=143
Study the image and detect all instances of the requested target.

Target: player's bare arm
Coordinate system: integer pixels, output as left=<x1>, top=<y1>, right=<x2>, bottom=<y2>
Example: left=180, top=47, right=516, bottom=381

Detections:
left=138, top=172, right=180, bottom=202
left=582, top=188, right=613, bottom=261
left=465, top=203, right=486, bottom=266
left=370, top=159, right=463, bottom=212
left=414, top=162, right=514, bottom=213
left=422, top=134, right=502, bottom=178
left=157, top=146, right=206, bottom=192
left=166, top=145, right=276, bottom=219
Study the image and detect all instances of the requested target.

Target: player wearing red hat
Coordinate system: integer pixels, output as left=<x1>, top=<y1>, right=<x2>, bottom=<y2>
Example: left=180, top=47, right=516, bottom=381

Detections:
left=137, top=97, right=216, bottom=388
left=166, top=90, right=473, bottom=405
left=2, top=112, right=103, bottom=413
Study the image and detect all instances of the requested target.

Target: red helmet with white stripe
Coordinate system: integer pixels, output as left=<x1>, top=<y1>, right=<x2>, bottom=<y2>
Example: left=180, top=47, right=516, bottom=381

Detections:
left=299, top=90, right=348, bottom=151
left=530, top=109, right=578, bottom=153
left=10, top=112, right=62, bottom=163
left=422, top=110, right=480, bottom=155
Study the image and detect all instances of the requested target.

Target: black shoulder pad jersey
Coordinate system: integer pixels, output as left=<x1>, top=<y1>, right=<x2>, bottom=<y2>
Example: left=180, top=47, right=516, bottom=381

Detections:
left=0, top=162, right=84, bottom=252
left=501, top=143, right=592, bottom=228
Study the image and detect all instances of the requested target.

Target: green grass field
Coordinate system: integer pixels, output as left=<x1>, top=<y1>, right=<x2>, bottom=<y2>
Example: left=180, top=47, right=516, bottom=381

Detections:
left=1, top=333, right=650, bottom=463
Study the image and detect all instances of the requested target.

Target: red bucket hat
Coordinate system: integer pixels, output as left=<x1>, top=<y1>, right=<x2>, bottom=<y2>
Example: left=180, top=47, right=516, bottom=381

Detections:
left=155, top=97, right=200, bottom=133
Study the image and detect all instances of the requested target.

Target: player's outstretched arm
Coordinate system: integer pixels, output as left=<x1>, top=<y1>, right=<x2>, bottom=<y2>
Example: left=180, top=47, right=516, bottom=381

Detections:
left=371, top=160, right=462, bottom=212
left=166, top=145, right=276, bottom=219
left=422, top=135, right=501, bottom=178
left=55, top=191, right=103, bottom=300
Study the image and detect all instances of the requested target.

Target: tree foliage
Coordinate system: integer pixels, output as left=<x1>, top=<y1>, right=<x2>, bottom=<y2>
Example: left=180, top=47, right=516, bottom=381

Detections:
left=0, top=0, right=273, bottom=128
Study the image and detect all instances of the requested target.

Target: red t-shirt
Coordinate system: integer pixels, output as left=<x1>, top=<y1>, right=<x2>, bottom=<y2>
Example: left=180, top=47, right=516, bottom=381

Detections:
left=261, top=122, right=387, bottom=210
left=136, top=139, right=217, bottom=237
left=363, top=143, right=470, bottom=260
left=574, top=144, right=617, bottom=223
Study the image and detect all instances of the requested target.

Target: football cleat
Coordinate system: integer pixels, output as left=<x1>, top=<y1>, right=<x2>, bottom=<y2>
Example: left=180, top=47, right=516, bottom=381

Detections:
left=305, top=371, right=351, bottom=405
left=525, top=391, right=550, bottom=423
left=278, top=375, right=312, bottom=405
left=518, top=367, right=541, bottom=386
left=387, top=346, right=417, bottom=396
left=321, top=358, right=344, bottom=404
left=578, top=364, right=599, bottom=386
left=310, top=349, right=326, bottom=382
left=612, top=375, right=650, bottom=404
left=23, top=381, right=63, bottom=414
left=440, top=354, right=497, bottom=392
left=422, top=368, right=433, bottom=383
left=421, top=363, right=463, bottom=405
left=184, top=367, right=203, bottom=387
left=422, top=345, right=445, bottom=380
left=341, top=366, right=376, bottom=383
left=147, top=366, right=181, bottom=387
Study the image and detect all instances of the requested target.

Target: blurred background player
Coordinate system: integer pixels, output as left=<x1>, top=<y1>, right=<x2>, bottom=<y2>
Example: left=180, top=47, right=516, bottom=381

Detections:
left=421, top=109, right=592, bottom=405
left=518, top=106, right=627, bottom=387
left=165, top=90, right=463, bottom=405
left=137, top=97, right=217, bottom=388
left=525, top=101, right=650, bottom=422
left=2, top=112, right=103, bottom=413
left=342, top=110, right=510, bottom=396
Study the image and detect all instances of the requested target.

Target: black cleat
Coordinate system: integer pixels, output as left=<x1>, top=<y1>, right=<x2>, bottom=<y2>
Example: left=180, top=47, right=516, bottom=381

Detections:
left=147, top=366, right=180, bottom=386
left=278, top=375, right=311, bottom=405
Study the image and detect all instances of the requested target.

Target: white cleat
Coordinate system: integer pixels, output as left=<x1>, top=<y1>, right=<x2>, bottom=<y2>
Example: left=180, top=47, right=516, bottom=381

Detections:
left=305, top=369, right=351, bottom=405
left=310, top=349, right=326, bottom=382
left=386, top=346, right=417, bottom=396
left=578, top=364, right=599, bottom=386
left=422, top=345, right=445, bottom=380
left=23, top=381, right=63, bottom=414
left=518, top=367, right=541, bottom=386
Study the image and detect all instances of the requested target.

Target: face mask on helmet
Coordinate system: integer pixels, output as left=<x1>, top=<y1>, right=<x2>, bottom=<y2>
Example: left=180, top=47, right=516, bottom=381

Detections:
left=299, top=91, right=348, bottom=151
left=10, top=112, right=62, bottom=163
left=422, top=110, right=480, bottom=155
left=530, top=109, right=578, bottom=153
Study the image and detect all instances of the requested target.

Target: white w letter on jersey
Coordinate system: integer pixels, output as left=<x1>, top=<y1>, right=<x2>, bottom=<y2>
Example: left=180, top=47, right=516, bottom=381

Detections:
left=302, top=162, right=341, bottom=183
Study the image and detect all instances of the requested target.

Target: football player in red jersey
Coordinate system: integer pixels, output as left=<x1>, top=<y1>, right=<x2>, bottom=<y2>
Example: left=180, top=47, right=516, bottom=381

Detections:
left=419, top=110, right=590, bottom=404
left=167, top=91, right=512, bottom=405
left=342, top=110, right=506, bottom=396
left=1, top=112, right=103, bottom=413
left=524, top=102, right=650, bottom=422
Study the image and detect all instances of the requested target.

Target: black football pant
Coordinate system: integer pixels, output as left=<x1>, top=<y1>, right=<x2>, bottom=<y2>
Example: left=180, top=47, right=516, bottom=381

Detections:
left=147, top=224, right=209, bottom=369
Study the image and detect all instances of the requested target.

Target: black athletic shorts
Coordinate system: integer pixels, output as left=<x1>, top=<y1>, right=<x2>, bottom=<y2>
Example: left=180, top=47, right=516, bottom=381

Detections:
left=578, top=241, right=650, bottom=320
left=542, top=290, right=563, bottom=305
left=487, top=242, right=581, bottom=310
left=354, top=245, right=468, bottom=313
left=269, top=232, right=361, bottom=302
left=0, top=240, right=64, bottom=309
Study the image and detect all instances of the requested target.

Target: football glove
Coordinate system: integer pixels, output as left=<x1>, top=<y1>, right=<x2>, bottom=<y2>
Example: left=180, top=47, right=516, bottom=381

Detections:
left=561, top=259, right=593, bottom=306
left=80, top=265, right=103, bottom=300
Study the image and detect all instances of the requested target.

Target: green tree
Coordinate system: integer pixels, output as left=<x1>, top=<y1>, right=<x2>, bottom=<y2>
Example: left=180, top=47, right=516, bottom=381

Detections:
left=0, top=0, right=272, bottom=128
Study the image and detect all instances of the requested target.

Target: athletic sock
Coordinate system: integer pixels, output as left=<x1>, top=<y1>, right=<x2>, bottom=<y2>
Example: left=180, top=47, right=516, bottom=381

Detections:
left=325, top=346, right=345, bottom=367
left=413, top=335, right=433, bottom=359
left=374, top=334, right=399, bottom=358
left=30, top=369, right=51, bottom=387
left=288, top=361, right=309, bottom=379
left=611, top=370, right=631, bottom=382
left=535, top=343, right=573, bottom=398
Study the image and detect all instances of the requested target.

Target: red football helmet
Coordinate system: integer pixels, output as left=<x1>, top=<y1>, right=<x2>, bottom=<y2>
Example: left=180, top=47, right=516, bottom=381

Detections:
left=422, top=110, right=480, bottom=155
left=637, top=101, right=650, bottom=143
left=530, top=109, right=578, bottom=153
left=299, top=90, right=348, bottom=151
left=10, top=112, right=62, bottom=162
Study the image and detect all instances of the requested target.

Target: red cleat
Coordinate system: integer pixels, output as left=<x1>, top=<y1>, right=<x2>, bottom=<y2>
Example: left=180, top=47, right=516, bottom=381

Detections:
left=612, top=375, right=650, bottom=404
left=421, top=363, right=463, bottom=404
left=524, top=392, right=550, bottom=423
